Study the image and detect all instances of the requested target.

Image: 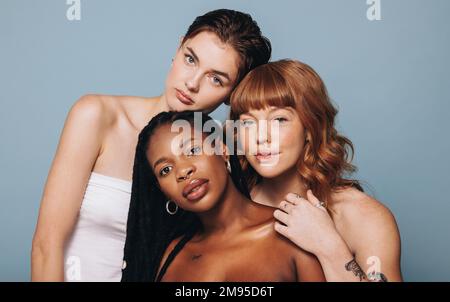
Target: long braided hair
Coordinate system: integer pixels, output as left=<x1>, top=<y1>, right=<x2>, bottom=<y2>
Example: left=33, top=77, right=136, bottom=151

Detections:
left=121, top=110, right=249, bottom=281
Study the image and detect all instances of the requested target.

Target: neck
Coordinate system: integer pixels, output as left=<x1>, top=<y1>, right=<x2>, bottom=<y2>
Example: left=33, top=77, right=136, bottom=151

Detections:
left=153, top=94, right=171, bottom=113
left=197, top=175, right=251, bottom=236
left=138, top=94, right=170, bottom=131
left=254, top=166, right=308, bottom=208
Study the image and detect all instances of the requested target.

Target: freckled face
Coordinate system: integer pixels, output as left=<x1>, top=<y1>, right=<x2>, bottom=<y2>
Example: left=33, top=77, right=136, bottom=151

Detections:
left=164, top=31, right=241, bottom=113
left=147, top=124, right=230, bottom=212
left=239, top=106, right=305, bottom=178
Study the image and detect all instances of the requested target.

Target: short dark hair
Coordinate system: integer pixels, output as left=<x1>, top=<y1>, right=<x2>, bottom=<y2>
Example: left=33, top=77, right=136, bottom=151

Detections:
left=182, top=9, right=272, bottom=82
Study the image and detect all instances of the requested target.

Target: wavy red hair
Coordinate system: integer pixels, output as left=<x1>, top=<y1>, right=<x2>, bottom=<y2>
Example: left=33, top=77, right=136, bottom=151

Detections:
left=229, top=59, right=361, bottom=203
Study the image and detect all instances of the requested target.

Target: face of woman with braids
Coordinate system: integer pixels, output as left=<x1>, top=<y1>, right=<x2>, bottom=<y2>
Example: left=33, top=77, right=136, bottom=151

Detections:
left=147, top=123, right=230, bottom=212
left=238, top=106, right=306, bottom=178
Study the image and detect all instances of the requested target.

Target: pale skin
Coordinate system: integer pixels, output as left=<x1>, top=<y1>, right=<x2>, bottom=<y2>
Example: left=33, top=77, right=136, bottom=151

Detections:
left=239, top=106, right=403, bottom=282
left=31, top=31, right=241, bottom=281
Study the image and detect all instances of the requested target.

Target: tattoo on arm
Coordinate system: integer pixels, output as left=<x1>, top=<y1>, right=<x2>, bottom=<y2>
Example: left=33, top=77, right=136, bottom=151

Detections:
left=345, top=258, right=389, bottom=282
left=367, top=271, right=388, bottom=282
left=345, top=259, right=367, bottom=281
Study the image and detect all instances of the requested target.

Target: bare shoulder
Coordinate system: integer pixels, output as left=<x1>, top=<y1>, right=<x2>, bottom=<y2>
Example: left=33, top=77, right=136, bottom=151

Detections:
left=272, top=222, right=326, bottom=281
left=70, top=94, right=157, bottom=130
left=251, top=204, right=315, bottom=260
left=329, top=187, right=402, bottom=280
left=330, top=187, right=396, bottom=225
left=69, top=94, right=115, bottom=127
left=164, top=237, right=183, bottom=255
left=329, top=187, right=400, bottom=252
left=244, top=202, right=286, bottom=244
left=156, top=236, right=184, bottom=279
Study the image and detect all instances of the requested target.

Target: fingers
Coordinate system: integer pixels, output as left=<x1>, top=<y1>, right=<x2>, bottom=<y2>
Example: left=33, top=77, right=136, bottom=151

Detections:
left=306, top=189, right=327, bottom=211
left=274, top=221, right=290, bottom=238
left=285, top=192, right=302, bottom=205
left=285, top=190, right=327, bottom=211
left=274, top=209, right=290, bottom=226
left=306, top=189, right=320, bottom=204
left=279, top=200, right=294, bottom=214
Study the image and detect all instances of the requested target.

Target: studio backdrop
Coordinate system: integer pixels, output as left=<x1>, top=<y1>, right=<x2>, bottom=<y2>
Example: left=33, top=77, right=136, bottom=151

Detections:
left=1, top=0, right=449, bottom=281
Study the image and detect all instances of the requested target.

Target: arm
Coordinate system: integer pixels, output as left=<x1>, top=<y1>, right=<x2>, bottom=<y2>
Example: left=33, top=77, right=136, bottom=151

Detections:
left=311, top=235, right=367, bottom=282
left=345, top=200, right=402, bottom=281
left=31, top=95, right=108, bottom=281
left=274, top=190, right=402, bottom=282
left=315, top=203, right=402, bottom=282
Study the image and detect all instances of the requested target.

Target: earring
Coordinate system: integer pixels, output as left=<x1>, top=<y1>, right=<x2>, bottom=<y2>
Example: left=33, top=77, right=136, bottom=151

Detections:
left=166, top=200, right=178, bottom=215
left=226, top=160, right=232, bottom=173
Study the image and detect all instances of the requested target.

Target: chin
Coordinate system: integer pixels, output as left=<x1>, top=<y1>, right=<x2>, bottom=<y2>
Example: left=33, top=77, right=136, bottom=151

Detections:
left=185, top=202, right=217, bottom=213
left=256, top=169, right=284, bottom=179
left=251, top=163, right=286, bottom=179
left=179, top=196, right=218, bottom=213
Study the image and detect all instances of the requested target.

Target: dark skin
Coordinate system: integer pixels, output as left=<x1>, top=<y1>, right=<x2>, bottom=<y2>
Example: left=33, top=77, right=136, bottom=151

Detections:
left=147, top=124, right=325, bottom=282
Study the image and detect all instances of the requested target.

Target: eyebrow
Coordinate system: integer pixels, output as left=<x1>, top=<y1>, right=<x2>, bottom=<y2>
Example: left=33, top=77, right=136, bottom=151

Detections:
left=179, top=137, right=196, bottom=149
left=241, top=107, right=294, bottom=118
left=186, top=46, right=231, bottom=81
left=186, top=46, right=200, bottom=63
left=153, top=136, right=199, bottom=169
left=153, top=157, right=169, bottom=169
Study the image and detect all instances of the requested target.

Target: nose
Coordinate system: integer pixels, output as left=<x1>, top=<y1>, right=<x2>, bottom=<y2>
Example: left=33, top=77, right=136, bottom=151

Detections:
left=256, top=120, right=271, bottom=145
left=176, top=163, right=195, bottom=182
left=185, top=71, right=200, bottom=93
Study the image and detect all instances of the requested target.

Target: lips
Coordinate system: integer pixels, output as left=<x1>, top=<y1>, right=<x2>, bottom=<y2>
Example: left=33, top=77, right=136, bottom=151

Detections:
left=255, top=151, right=280, bottom=161
left=182, top=178, right=209, bottom=201
left=175, top=89, right=195, bottom=105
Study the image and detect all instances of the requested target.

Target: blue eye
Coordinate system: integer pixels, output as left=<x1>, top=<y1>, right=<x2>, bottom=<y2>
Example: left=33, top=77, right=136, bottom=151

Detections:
left=274, top=117, right=288, bottom=123
left=184, top=54, right=195, bottom=65
left=211, top=75, right=223, bottom=86
left=188, top=146, right=201, bottom=156
left=241, top=120, right=255, bottom=127
left=159, top=166, right=172, bottom=176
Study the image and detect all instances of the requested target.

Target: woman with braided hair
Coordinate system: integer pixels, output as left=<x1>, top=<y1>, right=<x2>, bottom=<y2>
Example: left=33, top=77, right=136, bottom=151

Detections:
left=121, top=110, right=325, bottom=282
left=32, top=9, right=271, bottom=281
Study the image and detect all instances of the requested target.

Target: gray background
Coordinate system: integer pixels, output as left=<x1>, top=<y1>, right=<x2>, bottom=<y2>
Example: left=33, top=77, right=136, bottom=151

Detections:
left=1, top=0, right=449, bottom=281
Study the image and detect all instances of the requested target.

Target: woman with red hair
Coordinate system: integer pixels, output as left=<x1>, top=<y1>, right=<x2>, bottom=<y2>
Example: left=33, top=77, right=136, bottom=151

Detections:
left=230, top=59, right=402, bottom=281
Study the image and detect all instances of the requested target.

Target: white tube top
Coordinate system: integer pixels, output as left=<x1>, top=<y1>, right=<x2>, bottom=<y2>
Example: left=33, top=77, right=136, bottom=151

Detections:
left=64, top=172, right=132, bottom=282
